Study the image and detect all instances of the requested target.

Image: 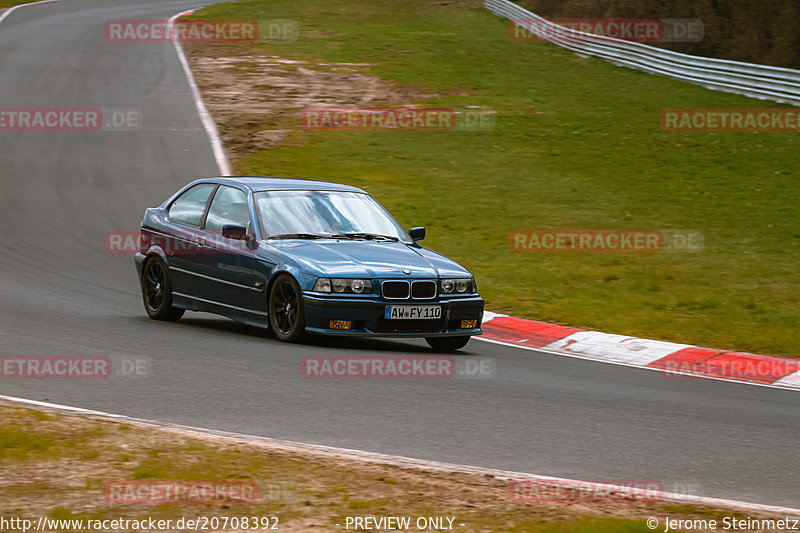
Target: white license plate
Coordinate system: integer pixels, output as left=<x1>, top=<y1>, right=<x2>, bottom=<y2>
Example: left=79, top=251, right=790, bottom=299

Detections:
left=384, top=305, right=441, bottom=320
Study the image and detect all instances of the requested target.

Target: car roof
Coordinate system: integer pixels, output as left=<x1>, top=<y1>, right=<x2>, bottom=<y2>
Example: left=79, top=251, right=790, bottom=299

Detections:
left=208, top=176, right=366, bottom=194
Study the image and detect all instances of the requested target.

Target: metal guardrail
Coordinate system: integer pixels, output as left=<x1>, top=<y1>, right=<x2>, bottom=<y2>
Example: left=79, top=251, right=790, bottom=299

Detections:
left=485, top=0, right=800, bottom=106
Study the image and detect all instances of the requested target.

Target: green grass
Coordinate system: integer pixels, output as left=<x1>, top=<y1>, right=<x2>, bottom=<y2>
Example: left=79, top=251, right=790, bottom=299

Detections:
left=0, top=421, right=104, bottom=460
left=0, top=0, right=43, bottom=8
left=192, top=0, right=799, bottom=356
left=0, top=425, right=55, bottom=459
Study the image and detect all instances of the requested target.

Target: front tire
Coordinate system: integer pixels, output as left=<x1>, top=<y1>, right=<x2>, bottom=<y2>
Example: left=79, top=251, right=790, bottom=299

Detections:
left=141, top=256, right=184, bottom=321
left=426, top=335, right=470, bottom=352
left=269, top=274, right=306, bottom=342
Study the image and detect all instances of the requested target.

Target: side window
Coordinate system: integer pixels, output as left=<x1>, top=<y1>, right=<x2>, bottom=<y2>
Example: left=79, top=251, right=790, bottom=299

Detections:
left=168, top=184, right=216, bottom=227
left=204, top=186, right=251, bottom=234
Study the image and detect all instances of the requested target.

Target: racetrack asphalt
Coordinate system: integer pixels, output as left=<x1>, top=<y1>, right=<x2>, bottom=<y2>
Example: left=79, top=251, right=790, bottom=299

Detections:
left=0, top=0, right=797, bottom=508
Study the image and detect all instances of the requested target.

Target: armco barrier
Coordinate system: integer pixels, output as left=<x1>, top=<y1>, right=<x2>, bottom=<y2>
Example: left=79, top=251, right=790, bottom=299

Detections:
left=485, top=0, right=800, bottom=106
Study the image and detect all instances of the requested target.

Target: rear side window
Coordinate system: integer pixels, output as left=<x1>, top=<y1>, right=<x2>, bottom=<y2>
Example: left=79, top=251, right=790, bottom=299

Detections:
left=205, top=186, right=250, bottom=234
left=167, top=184, right=216, bottom=227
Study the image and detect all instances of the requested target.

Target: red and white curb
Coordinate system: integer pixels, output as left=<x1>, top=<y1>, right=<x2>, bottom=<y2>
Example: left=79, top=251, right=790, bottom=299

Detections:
left=479, top=311, right=800, bottom=390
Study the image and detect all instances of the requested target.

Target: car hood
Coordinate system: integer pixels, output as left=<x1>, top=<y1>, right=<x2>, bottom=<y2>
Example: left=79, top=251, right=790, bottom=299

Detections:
left=264, top=240, right=471, bottom=279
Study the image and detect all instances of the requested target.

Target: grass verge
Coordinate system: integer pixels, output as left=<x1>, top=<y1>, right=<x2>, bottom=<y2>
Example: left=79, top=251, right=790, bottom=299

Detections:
left=0, top=404, right=777, bottom=532
left=185, top=0, right=798, bottom=356
left=0, top=0, right=44, bottom=8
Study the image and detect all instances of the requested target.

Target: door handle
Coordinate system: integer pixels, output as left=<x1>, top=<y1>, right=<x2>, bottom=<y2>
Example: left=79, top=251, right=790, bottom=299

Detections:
left=196, top=237, right=206, bottom=245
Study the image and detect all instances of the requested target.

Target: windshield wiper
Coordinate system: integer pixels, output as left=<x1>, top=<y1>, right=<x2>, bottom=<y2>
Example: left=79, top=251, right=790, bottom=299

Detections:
left=331, top=232, right=400, bottom=241
left=268, top=233, right=330, bottom=240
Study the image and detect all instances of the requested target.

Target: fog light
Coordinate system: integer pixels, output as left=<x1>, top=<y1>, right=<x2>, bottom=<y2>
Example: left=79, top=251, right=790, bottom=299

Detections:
left=329, top=320, right=352, bottom=330
left=461, top=319, right=477, bottom=329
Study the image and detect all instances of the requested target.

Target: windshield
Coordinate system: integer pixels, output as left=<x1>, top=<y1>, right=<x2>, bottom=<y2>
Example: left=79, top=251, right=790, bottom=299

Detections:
left=254, top=190, right=410, bottom=240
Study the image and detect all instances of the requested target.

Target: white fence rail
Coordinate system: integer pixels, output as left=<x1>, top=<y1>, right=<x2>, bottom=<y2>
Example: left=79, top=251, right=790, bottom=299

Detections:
left=485, top=0, right=800, bottom=106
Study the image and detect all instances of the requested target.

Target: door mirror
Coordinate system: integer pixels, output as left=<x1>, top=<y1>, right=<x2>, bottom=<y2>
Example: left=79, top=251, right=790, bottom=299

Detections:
left=408, top=227, right=425, bottom=242
left=221, top=224, right=251, bottom=241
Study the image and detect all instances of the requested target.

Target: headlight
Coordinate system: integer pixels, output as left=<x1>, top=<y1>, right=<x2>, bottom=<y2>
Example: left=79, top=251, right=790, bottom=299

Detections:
left=313, top=278, right=372, bottom=294
left=351, top=279, right=366, bottom=293
left=440, top=278, right=474, bottom=295
left=313, top=278, right=331, bottom=292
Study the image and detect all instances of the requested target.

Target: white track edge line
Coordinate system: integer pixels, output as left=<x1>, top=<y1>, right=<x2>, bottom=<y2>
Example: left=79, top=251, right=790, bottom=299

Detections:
left=169, top=9, right=232, bottom=176
left=0, top=0, right=61, bottom=25
left=475, top=326, right=800, bottom=393
left=1, top=394, right=798, bottom=516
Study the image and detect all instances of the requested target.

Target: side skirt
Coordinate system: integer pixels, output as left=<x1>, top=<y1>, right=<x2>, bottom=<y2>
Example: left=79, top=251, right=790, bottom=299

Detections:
left=173, top=292, right=269, bottom=330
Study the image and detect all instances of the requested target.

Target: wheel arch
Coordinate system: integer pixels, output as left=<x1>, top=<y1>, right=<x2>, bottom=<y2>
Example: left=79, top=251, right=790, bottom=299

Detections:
left=142, top=246, right=170, bottom=266
left=265, top=257, right=320, bottom=298
left=265, top=268, right=303, bottom=308
left=138, top=248, right=170, bottom=290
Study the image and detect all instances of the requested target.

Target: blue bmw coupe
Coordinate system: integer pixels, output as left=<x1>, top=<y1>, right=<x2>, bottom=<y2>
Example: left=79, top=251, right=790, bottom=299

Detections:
left=134, top=177, right=484, bottom=351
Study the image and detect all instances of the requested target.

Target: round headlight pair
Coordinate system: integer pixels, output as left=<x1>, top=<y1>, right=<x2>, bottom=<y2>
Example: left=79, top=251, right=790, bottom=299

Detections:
left=441, top=278, right=472, bottom=294
left=318, top=278, right=371, bottom=294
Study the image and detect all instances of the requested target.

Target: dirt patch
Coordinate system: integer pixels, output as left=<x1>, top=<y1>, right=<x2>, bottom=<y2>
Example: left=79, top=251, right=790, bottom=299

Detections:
left=185, top=43, right=439, bottom=163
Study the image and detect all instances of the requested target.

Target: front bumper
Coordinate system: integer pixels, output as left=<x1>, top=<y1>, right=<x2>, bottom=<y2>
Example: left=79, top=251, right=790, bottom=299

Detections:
left=303, top=293, right=484, bottom=338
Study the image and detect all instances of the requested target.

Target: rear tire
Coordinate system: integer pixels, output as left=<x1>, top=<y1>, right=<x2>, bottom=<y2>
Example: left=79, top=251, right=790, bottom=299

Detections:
left=426, top=335, right=470, bottom=352
left=268, top=274, right=306, bottom=342
left=141, top=256, right=184, bottom=321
